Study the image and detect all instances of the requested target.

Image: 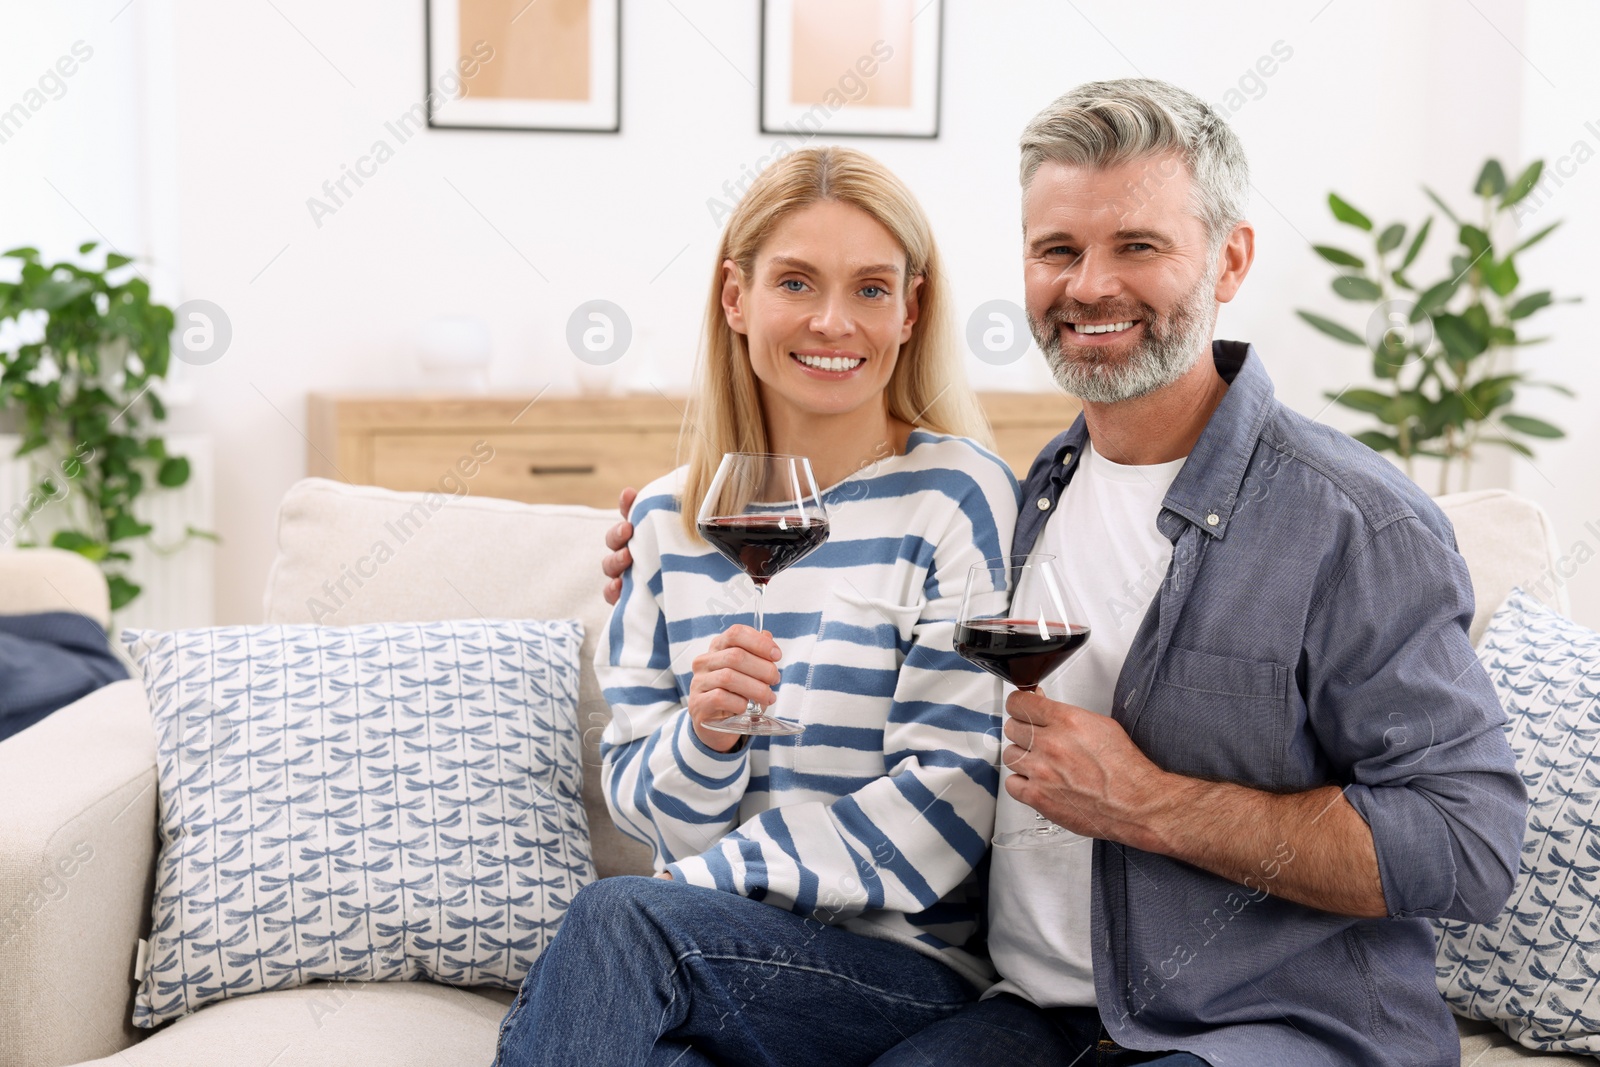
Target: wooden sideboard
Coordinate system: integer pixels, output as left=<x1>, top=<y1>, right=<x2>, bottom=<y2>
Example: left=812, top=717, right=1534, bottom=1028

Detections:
left=306, top=392, right=1081, bottom=509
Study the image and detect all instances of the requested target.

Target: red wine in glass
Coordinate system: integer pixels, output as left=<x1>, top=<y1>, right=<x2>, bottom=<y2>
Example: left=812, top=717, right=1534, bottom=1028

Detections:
left=698, top=515, right=831, bottom=586
left=955, top=554, right=1089, bottom=848
left=695, top=453, right=829, bottom=736
left=953, top=619, right=1090, bottom=692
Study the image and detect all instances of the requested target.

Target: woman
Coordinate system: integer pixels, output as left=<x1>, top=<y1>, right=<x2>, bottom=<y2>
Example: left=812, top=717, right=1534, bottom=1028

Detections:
left=493, top=146, right=1019, bottom=1067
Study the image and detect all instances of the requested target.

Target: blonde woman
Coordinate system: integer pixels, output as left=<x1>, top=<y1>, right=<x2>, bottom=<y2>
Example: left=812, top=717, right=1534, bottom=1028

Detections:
left=492, top=146, right=1019, bottom=1066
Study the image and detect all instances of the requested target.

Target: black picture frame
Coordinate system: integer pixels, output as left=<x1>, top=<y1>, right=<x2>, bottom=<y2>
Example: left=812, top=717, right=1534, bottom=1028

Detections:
left=425, top=0, right=622, bottom=134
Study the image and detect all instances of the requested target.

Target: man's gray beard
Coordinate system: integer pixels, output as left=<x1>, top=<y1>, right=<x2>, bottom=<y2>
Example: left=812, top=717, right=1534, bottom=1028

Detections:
left=1029, top=264, right=1220, bottom=404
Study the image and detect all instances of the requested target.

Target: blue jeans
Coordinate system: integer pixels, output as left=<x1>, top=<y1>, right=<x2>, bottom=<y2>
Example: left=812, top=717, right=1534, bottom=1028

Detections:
left=491, top=877, right=1209, bottom=1067
left=870, top=993, right=1210, bottom=1066
left=491, top=876, right=976, bottom=1067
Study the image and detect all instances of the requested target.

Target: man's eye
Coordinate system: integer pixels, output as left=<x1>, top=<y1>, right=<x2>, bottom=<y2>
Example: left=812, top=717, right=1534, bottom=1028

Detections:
left=1046, top=246, right=1075, bottom=258
left=1125, top=243, right=1153, bottom=252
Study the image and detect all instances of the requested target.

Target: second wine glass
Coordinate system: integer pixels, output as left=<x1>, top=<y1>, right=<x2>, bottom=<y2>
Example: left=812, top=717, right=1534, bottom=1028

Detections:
left=695, top=452, right=830, bottom=735
left=953, top=554, right=1091, bottom=847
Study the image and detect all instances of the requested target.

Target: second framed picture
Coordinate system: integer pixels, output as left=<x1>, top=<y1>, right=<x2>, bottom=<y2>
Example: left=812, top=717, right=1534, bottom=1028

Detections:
left=760, top=0, right=943, bottom=139
left=426, top=0, right=621, bottom=133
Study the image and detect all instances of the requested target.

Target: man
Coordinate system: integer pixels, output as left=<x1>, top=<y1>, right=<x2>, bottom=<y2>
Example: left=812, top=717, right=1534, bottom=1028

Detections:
left=601, top=79, right=1525, bottom=1065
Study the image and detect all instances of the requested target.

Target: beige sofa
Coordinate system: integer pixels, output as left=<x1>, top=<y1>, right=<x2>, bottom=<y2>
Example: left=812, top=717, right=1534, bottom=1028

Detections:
left=0, top=479, right=1589, bottom=1066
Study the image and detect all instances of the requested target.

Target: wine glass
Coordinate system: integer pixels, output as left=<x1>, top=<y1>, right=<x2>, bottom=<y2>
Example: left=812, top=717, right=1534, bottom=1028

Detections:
left=695, top=452, right=830, bottom=735
left=953, top=554, right=1090, bottom=848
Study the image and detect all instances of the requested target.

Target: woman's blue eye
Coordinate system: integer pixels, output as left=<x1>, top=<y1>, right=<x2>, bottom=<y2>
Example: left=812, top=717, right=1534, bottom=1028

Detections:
left=780, top=279, right=806, bottom=292
left=860, top=285, right=886, bottom=299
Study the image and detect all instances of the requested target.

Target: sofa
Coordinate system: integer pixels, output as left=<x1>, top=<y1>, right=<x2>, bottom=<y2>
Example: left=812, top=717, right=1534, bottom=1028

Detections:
left=0, top=477, right=1589, bottom=1066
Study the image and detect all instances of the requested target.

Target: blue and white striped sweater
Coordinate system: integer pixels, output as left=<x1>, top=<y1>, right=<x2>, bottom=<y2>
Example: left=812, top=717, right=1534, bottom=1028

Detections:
left=598, top=432, right=1021, bottom=984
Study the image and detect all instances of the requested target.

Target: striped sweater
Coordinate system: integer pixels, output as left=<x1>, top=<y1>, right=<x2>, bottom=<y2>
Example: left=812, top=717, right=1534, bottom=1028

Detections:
left=598, top=432, right=1021, bottom=984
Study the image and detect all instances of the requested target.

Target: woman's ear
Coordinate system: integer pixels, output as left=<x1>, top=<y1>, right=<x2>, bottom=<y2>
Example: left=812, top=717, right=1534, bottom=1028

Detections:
left=899, top=273, right=924, bottom=344
left=721, top=260, right=748, bottom=335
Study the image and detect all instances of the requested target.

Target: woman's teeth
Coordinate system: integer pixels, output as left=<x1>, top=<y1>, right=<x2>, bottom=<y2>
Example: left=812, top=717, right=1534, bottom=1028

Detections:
left=793, top=352, right=863, bottom=371
left=1072, top=320, right=1136, bottom=335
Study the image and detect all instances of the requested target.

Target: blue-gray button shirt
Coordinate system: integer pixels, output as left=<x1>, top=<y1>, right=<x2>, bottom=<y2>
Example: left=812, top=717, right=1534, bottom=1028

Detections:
left=1012, top=341, right=1527, bottom=1067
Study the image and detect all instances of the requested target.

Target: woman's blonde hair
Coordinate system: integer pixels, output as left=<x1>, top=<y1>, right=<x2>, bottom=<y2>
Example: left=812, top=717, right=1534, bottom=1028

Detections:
left=679, top=145, right=991, bottom=537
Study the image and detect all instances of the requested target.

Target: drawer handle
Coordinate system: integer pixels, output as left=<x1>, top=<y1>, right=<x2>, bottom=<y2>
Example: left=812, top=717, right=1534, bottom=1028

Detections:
left=528, top=464, right=598, bottom=476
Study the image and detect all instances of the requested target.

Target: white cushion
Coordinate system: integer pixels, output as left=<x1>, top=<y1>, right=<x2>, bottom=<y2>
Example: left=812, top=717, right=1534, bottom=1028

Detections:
left=68, top=982, right=513, bottom=1066
left=1435, top=490, right=1566, bottom=645
left=0, top=546, right=111, bottom=627
left=261, top=477, right=652, bottom=880
left=121, top=619, right=592, bottom=1028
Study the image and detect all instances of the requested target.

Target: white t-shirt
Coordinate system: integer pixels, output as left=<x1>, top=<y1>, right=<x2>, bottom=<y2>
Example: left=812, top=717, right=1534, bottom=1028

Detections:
left=985, top=441, right=1187, bottom=1008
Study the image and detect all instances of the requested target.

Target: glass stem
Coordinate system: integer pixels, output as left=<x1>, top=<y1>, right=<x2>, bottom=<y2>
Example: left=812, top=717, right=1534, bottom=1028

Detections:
left=1017, top=684, right=1049, bottom=827
left=748, top=583, right=767, bottom=719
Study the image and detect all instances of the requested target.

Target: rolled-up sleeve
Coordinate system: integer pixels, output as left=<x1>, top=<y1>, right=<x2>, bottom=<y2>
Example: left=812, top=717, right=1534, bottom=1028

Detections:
left=1304, top=514, right=1526, bottom=923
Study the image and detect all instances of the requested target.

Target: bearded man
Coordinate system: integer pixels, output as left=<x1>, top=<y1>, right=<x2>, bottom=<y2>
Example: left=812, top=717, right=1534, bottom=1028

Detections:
left=602, top=79, right=1526, bottom=1067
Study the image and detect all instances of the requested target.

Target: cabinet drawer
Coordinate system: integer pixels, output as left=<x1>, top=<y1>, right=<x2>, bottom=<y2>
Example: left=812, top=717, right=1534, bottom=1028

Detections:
left=368, top=431, right=681, bottom=508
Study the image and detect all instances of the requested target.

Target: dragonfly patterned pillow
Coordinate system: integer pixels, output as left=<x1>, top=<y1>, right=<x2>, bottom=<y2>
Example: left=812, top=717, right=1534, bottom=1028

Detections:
left=122, top=619, right=593, bottom=1028
left=1433, top=588, right=1600, bottom=1056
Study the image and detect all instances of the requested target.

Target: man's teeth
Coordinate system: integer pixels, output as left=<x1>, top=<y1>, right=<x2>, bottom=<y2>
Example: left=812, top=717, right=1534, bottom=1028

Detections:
left=793, top=352, right=863, bottom=371
left=1072, top=320, right=1136, bottom=335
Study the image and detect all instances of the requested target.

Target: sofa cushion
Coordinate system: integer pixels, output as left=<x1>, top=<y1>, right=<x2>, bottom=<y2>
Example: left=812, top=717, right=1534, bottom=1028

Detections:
left=262, top=478, right=652, bottom=880
left=1434, top=589, right=1600, bottom=1058
left=122, top=618, right=593, bottom=1028
left=1434, top=490, right=1567, bottom=646
left=69, top=982, right=513, bottom=1066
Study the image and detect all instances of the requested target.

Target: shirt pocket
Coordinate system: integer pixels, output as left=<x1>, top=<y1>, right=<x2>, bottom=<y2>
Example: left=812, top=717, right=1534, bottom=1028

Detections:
left=1132, top=645, right=1291, bottom=790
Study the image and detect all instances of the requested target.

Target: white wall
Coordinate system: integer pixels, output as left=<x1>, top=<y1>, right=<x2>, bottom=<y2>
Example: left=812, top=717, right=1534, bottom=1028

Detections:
left=1514, top=0, right=1600, bottom=627
left=11, top=0, right=1594, bottom=626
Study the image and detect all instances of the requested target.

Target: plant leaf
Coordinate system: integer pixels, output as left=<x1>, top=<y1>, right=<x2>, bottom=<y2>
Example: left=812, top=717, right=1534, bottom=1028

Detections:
left=1459, top=224, right=1492, bottom=263
left=1314, top=245, right=1365, bottom=269
left=1509, top=290, right=1553, bottom=320
left=1511, top=221, right=1559, bottom=255
left=1502, top=161, right=1544, bottom=206
left=1329, top=388, right=1391, bottom=415
left=1328, top=193, right=1374, bottom=231
left=1377, top=223, right=1406, bottom=255
left=77, top=241, right=98, bottom=255
left=1483, top=257, right=1520, bottom=298
left=50, top=529, right=109, bottom=561
left=1501, top=413, right=1564, bottom=439
left=1475, top=159, right=1507, bottom=197
left=1296, top=310, right=1364, bottom=345
left=1413, top=278, right=1457, bottom=319
left=157, top=456, right=190, bottom=488
left=107, top=512, right=154, bottom=542
left=107, top=575, right=141, bottom=611
left=1333, top=276, right=1383, bottom=301
left=1353, top=430, right=1398, bottom=453
left=1481, top=436, right=1535, bottom=457
left=1523, top=379, right=1575, bottom=397
left=1399, top=216, right=1432, bottom=271
left=1422, top=186, right=1461, bottom=226
left=1433, top=313, right=1488, bottom=363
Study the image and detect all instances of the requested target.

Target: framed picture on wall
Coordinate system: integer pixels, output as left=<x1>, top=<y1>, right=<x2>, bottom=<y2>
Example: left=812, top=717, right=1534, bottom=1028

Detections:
left=426, top=0, right=621, bottom=132
left=760, top=0, right=942, bottom=139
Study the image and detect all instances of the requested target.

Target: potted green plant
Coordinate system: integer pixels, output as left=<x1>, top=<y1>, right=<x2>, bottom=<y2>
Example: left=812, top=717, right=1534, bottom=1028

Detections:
left=1297, top=158, right=1576, bottom=495
left=0, top=243, right=212, bottom=610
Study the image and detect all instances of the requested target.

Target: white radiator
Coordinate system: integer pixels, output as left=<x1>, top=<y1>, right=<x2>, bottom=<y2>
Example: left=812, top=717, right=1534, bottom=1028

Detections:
left=0, top=433, right=215, bottom=632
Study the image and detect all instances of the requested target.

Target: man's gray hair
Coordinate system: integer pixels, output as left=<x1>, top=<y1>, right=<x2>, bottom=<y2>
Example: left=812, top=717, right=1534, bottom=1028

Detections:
left=1019, top=78, right=1250, bottom=248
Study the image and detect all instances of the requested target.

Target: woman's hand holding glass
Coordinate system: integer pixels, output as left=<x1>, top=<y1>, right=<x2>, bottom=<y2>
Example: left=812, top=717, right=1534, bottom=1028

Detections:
left=686, top=624, right=784, bottom=752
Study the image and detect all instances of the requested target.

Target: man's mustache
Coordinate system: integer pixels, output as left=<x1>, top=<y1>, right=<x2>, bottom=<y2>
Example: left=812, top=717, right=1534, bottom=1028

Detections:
left=1040, top=300, right=1153, bottom=327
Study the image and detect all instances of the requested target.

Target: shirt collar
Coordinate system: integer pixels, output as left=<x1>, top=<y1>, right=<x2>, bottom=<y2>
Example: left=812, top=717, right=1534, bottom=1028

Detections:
left=1042, top=340, right=1274, bottom=540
